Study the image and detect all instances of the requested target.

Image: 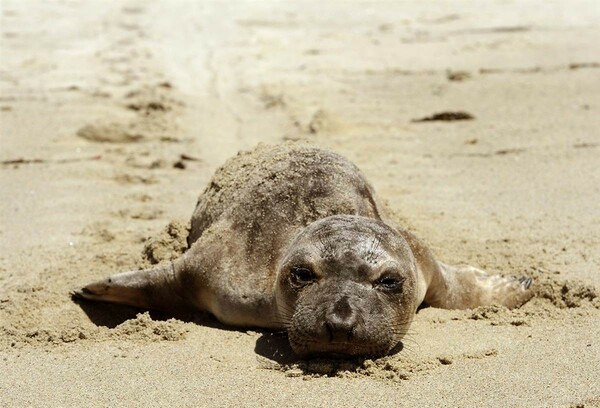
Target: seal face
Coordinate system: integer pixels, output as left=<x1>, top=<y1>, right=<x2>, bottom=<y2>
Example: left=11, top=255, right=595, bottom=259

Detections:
left=73, top=143, right=534, bottom=358
left=275, top=215, right=418, bottom=357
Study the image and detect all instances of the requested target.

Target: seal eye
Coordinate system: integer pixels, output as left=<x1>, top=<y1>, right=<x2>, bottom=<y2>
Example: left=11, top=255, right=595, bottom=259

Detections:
left=374, top=275, right=403, bottom=291
left=290, top=267, right=317, bottom=287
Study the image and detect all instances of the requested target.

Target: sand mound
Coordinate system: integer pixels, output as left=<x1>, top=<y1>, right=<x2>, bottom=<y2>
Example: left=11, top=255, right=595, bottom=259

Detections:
left=535, top=278, right=598, bottom=308
left=141, top=219, right=190, bottom=265
left=263, top=348, right=500, bottom=382
left=110, top=312, right=189, bottom=342
left=1, top=312, right=189, bottom=349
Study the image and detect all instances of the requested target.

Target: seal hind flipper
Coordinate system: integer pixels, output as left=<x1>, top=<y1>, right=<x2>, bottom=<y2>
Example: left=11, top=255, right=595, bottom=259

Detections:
left=72, top=262, right=187, bottom=312
left=425, top=263, right=534, bottom=310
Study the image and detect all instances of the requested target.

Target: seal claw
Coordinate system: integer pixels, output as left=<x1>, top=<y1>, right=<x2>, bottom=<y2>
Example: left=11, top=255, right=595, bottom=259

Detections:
left=518, top=276, right=533, bottom=289
left=70, top=289, right=83, bottom=300
left=70, top=287, right=97, bottom=300
left=70, top=287, right=93, bottom=299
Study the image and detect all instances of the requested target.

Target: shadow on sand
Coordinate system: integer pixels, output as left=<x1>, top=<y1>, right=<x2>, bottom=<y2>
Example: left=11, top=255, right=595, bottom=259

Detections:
left=73, top=296, right=403, bottom=374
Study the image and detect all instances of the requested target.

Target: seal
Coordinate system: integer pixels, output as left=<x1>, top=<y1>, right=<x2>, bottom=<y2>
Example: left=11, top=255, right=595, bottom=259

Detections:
left=73, top=143, right=533, bottom=357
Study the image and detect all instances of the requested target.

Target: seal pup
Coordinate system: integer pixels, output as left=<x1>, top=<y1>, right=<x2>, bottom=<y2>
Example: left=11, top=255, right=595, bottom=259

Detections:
left=73, top=143, right=533, bottom=357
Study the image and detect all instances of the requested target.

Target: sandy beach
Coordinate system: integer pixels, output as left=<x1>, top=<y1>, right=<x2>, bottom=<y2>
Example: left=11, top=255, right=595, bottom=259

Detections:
left=1, top=1, right=599, bottom=406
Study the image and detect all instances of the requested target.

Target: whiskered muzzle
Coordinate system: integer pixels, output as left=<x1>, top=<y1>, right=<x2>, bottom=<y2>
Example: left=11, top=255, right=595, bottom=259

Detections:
left=287, top=298, right=404, bottom=358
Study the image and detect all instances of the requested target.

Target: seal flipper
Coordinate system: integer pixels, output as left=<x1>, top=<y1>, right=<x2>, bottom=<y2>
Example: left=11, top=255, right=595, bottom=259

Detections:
left=424, top=263, right=534, bottom=310
left=72, top=260, right=187, bottom=312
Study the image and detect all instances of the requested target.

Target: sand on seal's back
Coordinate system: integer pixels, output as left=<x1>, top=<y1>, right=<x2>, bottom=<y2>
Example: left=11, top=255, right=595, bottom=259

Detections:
left=187, top=142, right=383, bottom=250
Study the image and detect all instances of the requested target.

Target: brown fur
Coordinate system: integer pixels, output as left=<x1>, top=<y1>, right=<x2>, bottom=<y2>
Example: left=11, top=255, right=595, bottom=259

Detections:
left=73, top=143, right=533, bottom=357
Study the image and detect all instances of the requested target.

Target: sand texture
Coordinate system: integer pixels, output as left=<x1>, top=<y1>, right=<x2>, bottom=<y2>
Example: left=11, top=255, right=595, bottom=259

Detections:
left=1, top=1, right=599, bottom=407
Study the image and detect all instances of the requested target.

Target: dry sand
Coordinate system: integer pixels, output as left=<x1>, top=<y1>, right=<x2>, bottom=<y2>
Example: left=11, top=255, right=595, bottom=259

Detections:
left=1, top=1, right=600, bottom=407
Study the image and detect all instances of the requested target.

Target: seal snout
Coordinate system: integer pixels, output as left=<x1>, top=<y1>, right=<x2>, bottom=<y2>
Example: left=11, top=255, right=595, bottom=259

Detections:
left=324, top=296, right=357, bottom=342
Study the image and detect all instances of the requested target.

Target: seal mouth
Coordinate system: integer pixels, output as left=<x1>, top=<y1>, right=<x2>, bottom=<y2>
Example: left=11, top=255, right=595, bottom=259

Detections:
left=291, top=338, right=396, bottom=359
left=307, top=351, right=357, bottom=360
left=298, top=347, right=391, bottom=359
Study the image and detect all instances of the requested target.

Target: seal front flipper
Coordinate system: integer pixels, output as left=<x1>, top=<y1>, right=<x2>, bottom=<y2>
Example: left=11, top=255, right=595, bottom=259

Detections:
left=72, top=259, right=188, bottom=312
left=424, top=263, right=534, bottom=310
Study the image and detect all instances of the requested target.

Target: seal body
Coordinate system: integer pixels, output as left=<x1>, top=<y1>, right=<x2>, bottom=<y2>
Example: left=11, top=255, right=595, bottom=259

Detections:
left=74, top=143, right=533, bottom=357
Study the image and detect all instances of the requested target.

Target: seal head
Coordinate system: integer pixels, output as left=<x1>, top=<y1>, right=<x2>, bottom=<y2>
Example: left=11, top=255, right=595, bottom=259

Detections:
left=275, top=215, right=419, bottom=357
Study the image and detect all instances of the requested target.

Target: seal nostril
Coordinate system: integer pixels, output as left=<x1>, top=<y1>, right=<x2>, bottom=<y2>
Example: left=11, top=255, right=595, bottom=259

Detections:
left=325, top=321, right=335, bottom=342
left=332, top=296, right=353, bottom=320
left=323, top=295, right=359, bottom=342
left=324, top=315, right=356, bottom=342
left=348, top=325, right=356, bottom=340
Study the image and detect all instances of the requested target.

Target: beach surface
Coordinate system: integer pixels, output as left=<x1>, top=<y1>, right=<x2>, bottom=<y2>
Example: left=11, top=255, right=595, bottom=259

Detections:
left=1, top=1, right=599, bottom=406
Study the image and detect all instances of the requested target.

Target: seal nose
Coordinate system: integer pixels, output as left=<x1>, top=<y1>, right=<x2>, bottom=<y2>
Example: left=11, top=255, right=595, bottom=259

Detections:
left=324, top=296, right=357, bottom=342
